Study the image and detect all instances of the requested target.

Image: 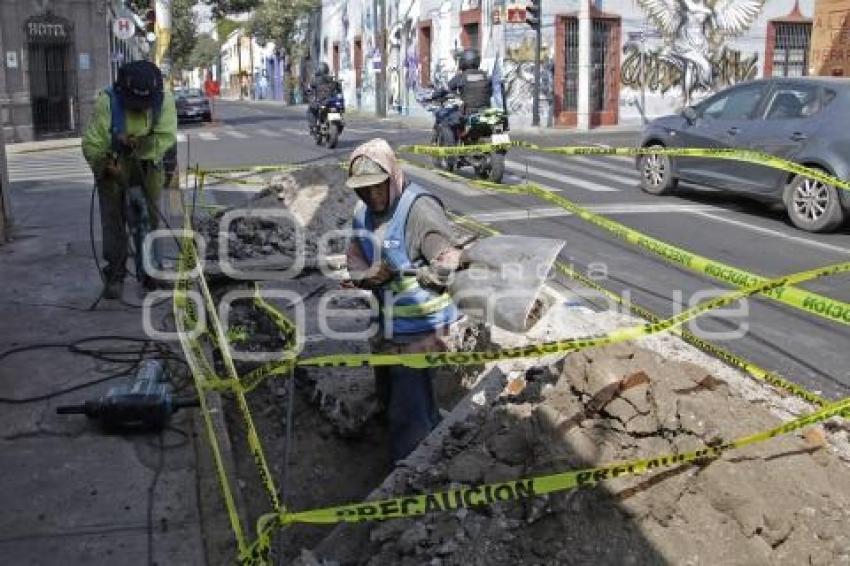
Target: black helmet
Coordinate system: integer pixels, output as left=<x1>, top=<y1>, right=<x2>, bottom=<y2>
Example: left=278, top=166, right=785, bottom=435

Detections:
left=115, top=60, right=164, bottom=111
left=459, top=48, right=480, bottom=71
left=316, top=62, right=330, bottom=77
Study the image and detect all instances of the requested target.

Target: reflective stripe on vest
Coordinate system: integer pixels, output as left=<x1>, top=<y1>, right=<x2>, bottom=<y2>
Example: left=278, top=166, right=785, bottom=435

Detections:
left=352, top=184, right=459, bottom=334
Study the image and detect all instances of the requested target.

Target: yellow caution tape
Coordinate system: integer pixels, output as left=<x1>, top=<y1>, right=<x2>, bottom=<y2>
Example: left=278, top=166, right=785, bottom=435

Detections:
left=398, top=142, right=850, bottom=193
left=450, top=213, right=830, bottom=408
left=172, top=156, right=848, bottom=565
left=401, top=149, right=850, bottom=327
left=239, top=395, right=850, bottom=563
left=173, top=223, right=249, bottom=553
left=292, top=260, right=849, bottom=369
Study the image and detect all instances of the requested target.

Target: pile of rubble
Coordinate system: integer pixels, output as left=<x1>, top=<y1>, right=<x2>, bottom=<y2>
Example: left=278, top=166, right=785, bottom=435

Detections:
left=346, top=341, right=850, bottom=565
left=199, top=165, right=850, bottom=565
left=197, top=164, right=358, bottom=269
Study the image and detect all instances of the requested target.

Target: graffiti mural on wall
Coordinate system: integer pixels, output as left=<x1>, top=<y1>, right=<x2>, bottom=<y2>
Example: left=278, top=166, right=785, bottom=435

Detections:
left=634, top=0, right=765, bottom=104
left=621, top=44, right=758, bottom=95
left=503, top=39, right=554, bottom=119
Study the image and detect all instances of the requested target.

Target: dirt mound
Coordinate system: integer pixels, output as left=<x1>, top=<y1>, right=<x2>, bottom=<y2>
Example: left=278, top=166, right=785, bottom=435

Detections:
left=197, top=164, right=356, bottom=269
left=352, top=343, right=850, bottom=566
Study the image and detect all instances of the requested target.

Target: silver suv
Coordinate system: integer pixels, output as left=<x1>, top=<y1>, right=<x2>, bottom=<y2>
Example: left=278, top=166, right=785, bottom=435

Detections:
left=637, top=78, right=850, bottom=232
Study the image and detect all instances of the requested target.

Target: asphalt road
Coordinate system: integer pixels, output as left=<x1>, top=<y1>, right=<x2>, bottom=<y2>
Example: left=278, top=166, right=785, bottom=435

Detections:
left=14, top=99, right=847, bottom=399
left=185, top=100, right=850, bottom=399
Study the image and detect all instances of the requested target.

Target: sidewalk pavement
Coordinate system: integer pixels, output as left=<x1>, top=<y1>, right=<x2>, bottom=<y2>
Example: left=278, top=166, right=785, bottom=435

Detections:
left=0, top=153, right=211, bottom=565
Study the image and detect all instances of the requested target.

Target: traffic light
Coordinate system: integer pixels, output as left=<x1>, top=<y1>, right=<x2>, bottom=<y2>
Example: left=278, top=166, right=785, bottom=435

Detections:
left=526, top=0, right=541, bottom=29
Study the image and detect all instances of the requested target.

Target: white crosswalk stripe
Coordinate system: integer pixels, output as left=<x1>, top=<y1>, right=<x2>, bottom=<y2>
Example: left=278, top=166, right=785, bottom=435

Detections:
left=505, top=159, right=620, bottom=192
left=197, top=131, right=219, bottom=141
left=176, top=132, right=188, bottom=143
left=224, top=129, right=249, bottom=139
left=257, top=127, right=283, bottom=137
left=519, top=154, right=638, bottom=188
left=7, top=150, right=92, bottom=183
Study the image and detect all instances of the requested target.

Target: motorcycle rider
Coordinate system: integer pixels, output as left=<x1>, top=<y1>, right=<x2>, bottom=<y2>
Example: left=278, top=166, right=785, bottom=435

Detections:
left=431, top=48, right=493, bottom=141
left=306, top=62, right=341, bottom=133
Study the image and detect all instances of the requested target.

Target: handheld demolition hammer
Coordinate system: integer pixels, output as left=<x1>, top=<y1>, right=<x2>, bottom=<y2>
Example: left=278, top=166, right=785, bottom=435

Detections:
left=57, top=360, right=198, bottom=432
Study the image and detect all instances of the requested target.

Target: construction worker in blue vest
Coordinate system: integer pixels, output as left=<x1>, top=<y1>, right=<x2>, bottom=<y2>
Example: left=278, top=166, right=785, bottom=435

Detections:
left=344, top=138, right=467, bottom=462
left=82, top=60, right=177, bottom=299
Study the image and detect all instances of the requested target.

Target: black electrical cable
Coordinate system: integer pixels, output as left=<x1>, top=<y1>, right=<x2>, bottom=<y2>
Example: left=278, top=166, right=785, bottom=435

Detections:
left=0, top=337, right=191, bottom=403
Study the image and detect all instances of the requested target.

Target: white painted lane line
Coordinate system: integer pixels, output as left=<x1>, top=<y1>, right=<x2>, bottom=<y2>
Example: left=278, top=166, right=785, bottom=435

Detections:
left=197, top=131, right=219, bottom=141
left=506, top=159, right=620, bottom=192
left=224, top=129, right=249, bottom=139
left=470, top=203, right=720, bottom=222
left=280, top=127, right=302, bottom=135
left=520, top=154, right=637, bottom=188
left=691, top=210, right=850, bottom=255
left=257, top=128, right=283, bottom=137
left=568, top=155, right=636, bottom=176
left=176, top=132, right=188, bottom=143
left=203, top=184, right=265, bottom=194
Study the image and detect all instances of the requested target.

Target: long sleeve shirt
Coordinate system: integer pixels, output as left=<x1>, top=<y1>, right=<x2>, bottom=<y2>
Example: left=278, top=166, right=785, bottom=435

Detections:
left=82, top=90, right=177, bottom=178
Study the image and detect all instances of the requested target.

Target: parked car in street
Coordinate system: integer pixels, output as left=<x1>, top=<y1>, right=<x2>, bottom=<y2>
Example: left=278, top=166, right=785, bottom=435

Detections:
left=637, top=78, right=850, bottom=232
left=175, top=87, right=212, bottom=123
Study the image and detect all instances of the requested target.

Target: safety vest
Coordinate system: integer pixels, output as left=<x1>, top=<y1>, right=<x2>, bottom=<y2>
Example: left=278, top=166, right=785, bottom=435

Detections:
left=352, top=184, right=460, bottom=336
left=105, top=86, right=162, bottom=153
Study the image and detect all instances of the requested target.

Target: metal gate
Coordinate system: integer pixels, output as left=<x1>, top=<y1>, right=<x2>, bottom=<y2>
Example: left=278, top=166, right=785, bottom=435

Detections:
left=563, top=17, right=579, bottom=112
left=26, top=15, right=75, bottom=138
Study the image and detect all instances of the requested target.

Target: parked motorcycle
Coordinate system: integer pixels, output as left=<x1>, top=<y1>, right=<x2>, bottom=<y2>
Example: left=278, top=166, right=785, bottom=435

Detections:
left=311, top=91, right=345, bottom=149
left=420, top=89, right=510, bottom=183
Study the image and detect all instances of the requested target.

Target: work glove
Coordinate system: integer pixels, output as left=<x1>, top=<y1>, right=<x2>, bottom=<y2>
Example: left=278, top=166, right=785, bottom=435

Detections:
left=414, top=265, right=454, bottom=291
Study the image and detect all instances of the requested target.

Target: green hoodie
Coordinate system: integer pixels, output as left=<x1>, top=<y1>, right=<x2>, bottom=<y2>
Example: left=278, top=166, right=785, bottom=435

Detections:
left=82, top=90, right=177, bottom=178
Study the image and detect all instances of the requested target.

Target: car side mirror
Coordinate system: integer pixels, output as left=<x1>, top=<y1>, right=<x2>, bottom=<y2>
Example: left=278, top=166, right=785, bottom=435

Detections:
left=682, top=106, right=698, bottom=124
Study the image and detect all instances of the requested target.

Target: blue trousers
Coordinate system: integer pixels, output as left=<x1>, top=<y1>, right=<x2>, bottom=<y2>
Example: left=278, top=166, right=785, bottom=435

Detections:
left=375, top=364, right=441, bottom=462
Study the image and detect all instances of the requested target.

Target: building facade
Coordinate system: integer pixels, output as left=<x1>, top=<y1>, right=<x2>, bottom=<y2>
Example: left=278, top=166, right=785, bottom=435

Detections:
left=319, top=0, right=824, bottom=128
left=0, top=0, right=146, bottom=143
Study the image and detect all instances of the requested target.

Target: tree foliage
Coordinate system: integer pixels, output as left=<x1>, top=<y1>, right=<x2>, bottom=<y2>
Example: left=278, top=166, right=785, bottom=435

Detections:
left=188, top=34, right=220, bottom=70
left=248, top=0, right=318, bottom=56
left=216, top=17, right=242, bottom=42
left=170, top=0, right=198, bottom=71
left=203, top=0, right=260, bottom=19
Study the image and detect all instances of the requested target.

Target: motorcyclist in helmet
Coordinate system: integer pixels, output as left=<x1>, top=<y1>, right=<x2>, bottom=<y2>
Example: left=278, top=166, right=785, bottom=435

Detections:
left=306, top=62, right=342, bottom=133
left=429, top=48, right=493, bottom=140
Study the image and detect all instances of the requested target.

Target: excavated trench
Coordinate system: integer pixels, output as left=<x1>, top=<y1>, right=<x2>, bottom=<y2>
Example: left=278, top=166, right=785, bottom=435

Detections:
left=197, top=165, right=850, bottom=565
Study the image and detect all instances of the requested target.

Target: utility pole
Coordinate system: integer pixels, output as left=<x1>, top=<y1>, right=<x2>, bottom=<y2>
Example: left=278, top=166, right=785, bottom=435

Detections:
left=237, top=30, right=243, bottom=100
left=0, top=118, right=10, bottom=243
left=375, top=0, right=387, bottom=117
left=154, top=0, right=172, bottom=81
left=526, top=0, right=542, bottom=127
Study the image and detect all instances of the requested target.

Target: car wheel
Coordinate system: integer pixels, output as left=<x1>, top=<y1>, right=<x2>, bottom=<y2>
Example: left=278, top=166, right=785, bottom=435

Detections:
left=639, top=145, right=678, bottom=195
left=783, top=171, right=845, bottom=233
left=203, top=113, right=212, bottom=122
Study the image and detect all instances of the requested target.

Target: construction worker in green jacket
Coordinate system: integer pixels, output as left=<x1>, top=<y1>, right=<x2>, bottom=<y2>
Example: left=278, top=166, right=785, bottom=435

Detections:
left=82, top=60, right=177, bottom=299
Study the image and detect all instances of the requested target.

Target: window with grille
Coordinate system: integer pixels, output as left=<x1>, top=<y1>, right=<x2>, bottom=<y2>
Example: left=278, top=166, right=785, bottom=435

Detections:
left=563, top=18, right=578, bottom=112
left=772, top=23, right=811, bottom=77
left=591, top=19, right=614, bottom=112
